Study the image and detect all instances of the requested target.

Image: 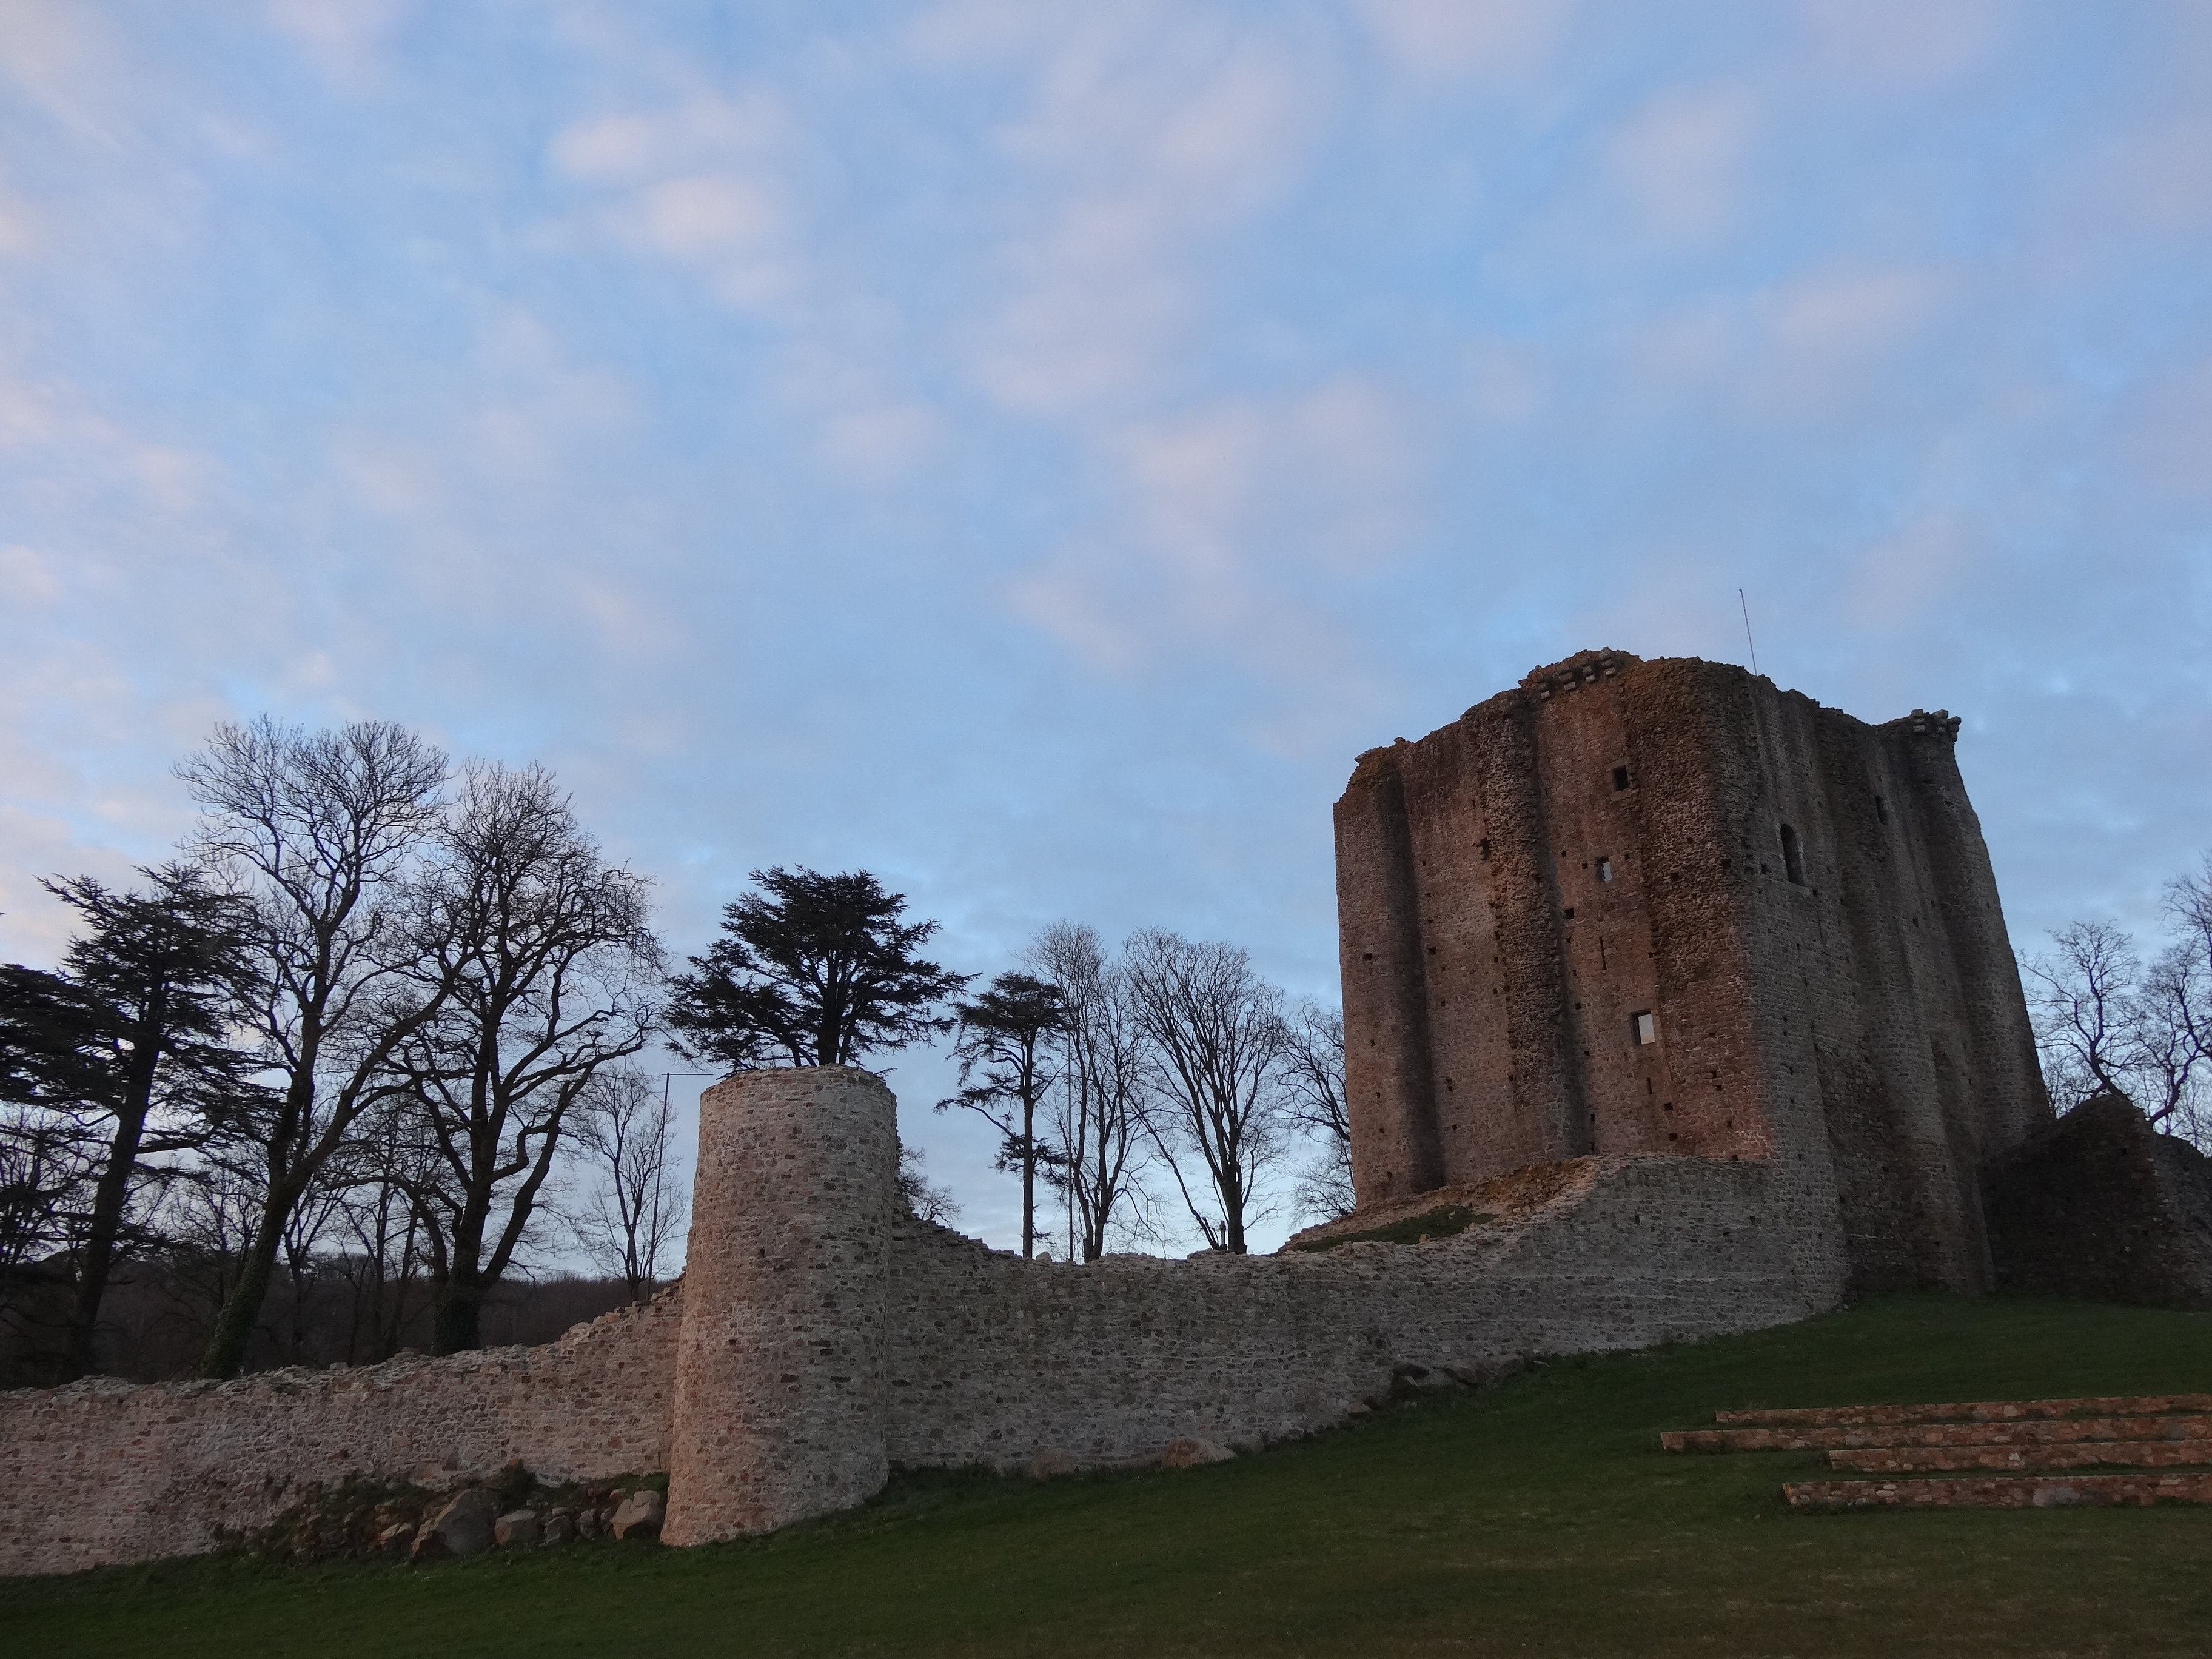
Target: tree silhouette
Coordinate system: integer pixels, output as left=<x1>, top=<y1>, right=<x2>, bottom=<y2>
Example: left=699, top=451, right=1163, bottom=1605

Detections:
left=666, top=867, right=968, bottom=1070
left=179, top=717, right=452, bottom=1379
left=2, top=864, right=263, bottom=1378
left=938, top=971, right=1067, bottom=1258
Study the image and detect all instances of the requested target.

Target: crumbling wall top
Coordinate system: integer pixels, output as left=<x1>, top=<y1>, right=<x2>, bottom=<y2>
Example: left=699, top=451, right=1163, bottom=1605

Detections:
left=1518, top=647, right=1640, bottom=700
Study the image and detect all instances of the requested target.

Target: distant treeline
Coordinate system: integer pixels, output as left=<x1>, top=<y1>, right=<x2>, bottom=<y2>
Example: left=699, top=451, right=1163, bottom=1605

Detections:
left=2, top=1252, right=637, bottom=1388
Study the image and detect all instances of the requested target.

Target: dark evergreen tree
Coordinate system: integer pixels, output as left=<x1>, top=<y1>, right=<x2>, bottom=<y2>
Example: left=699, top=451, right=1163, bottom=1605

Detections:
left=1, top=964, right=104, bottom=1126
left=666, top=868, right=969, bottom=1070
left=2, top=865, right=263, bottom=1377
left=937, top=972, right=1068, bottom=1259
left=0, top=964, right=104, bottom=1287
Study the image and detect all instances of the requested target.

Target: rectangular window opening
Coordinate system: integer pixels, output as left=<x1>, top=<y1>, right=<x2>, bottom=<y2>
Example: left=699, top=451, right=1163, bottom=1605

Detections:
left=1596, top=856, right=1614, bottom=883
left=1632, top=1011, right=1657, bottom=1046
left=1779, top=823, right=1805, bottom=885
left=1611, top=766, right=1631, bottom=791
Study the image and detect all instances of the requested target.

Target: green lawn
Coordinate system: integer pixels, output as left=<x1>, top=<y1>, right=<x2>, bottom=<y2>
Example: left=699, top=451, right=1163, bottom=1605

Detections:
left=8, top=1295, right=2211, bottom=1657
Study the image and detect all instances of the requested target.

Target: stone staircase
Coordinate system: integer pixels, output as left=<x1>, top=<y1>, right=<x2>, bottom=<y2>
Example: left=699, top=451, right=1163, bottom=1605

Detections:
left=1661, top=1395, right=2212, bottom=1509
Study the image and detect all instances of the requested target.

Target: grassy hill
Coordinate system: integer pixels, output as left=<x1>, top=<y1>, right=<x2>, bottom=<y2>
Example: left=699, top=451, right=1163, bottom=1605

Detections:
left=7, top=1295, right=2210, bottom=1657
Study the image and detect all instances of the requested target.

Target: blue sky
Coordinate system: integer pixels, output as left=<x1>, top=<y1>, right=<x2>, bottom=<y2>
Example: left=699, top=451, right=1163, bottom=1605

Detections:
left=4, top=2, right=2210, bottom=1251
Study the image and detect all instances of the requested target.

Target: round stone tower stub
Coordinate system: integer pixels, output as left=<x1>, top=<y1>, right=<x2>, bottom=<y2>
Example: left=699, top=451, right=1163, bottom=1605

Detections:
left=662, top=1065, right=897, bottom=1546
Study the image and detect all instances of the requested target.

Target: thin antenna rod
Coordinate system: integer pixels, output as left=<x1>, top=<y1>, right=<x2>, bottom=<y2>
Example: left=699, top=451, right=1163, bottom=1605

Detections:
left=1738, top=588, right=1759, bottom=676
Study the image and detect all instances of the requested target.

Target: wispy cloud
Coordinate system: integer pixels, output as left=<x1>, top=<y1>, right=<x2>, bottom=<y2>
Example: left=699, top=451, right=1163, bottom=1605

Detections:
left=1794, top=0, right=2010, bottom=87
left=263, top=0, right=418, bottom=88
left=962, top=10, right=1321, bottom=413
left=1353, top=0, right=1578, bottom=83
left=553, top=93, right=800, bottom=309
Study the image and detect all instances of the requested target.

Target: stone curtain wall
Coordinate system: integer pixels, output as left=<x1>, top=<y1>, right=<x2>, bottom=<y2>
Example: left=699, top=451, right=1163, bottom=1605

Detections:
left=0, top=1291, right=680, bottom=1577
left=672, top=1074, right=1824, bottom=1487
left=1983, top=1094, right=2212, bottom=1310
left=1335, top=650, right=2049, bottom=1296
left=883, top=1154, right=1824, bottom=1469
left=0, top=1068, right=1834, bottom=1576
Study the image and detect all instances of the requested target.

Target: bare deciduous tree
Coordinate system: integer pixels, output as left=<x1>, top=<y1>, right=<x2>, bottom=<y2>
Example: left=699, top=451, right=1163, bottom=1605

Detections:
left=394, top=762, right=662, bottom=1353
left=155, top=1155, right=272, bottom=1372
left=330, top=1127, right=432, bottom=1364
left=1122, top=928, right=1289, bottom=1255
left=1, top=964, right=103, bottom=1324
left=2023, top=918, right=2142, bottom=1109
left=2023, top=903, right=2211, bottom=1147
left=179, top=718, right=452, bottom=1379
left=2133, top=943, right=2211, bottom=1141
left=896, top=1141, right=962, bottom=1228
left=567, top=1065, right=689, bottom=1304
left=2157, top=856, right=2212, bottom=1142
left=274, top=1170, right=355, bottom=1367
left=1027, top=922, right=1150, bottom=1262
left=0, top=1096, right=94, bottom=1381
left=1278, top=1000, right=1352, bottom=1222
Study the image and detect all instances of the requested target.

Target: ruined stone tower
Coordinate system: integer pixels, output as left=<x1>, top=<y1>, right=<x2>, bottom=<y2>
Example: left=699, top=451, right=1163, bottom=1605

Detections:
left=1335, top=649, right=2050, bottom=1295
left=663, top=1067, right=897, bottom=1545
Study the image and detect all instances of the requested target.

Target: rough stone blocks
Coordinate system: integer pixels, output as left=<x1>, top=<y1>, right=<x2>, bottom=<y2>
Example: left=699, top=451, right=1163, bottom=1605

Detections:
left=1335, top=649, right=2051, bottom=1295
left=663, top=1067, right=897, bottom=1544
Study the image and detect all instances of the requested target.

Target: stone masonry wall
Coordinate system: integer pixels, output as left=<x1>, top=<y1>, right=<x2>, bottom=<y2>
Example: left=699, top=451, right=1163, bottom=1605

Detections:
left=0, top=1069, right=1835, bottom=1575
left=0, top=1288, right=680, bottom=1577
left=1336, top=650, right=2049, bottom=1296
left=1983, top=1093, right=2212, bottom=1310
left=665, top=1068, right=896, bottom=1544
left=883, top=1151, right=1824, bottom=1469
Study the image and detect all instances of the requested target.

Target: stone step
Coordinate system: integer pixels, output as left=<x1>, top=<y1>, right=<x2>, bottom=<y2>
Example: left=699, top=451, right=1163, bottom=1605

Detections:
left=1715, top=1394, right=2212, bottom=1428
left=1785, top=1472, right=2212, bottom=1510
left=1830, top=1439, right=2212, bottom=1474
left=1663, top=1415, right=2212, bottom=1453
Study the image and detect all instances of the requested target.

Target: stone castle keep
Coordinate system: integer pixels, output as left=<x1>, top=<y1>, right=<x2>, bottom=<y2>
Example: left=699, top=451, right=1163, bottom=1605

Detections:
left=1336, top=648, right=2049, bottom=1296
left=0, top=652, right=2071, bottom=1575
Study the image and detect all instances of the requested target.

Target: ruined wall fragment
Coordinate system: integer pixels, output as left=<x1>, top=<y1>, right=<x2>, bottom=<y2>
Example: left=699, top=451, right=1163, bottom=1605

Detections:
left=0, top=1291, right=680, bottom=1577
